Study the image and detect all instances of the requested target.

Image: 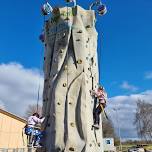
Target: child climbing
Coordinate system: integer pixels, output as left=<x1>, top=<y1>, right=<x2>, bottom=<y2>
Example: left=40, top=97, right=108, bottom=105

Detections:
left=25, top=113, right=45, bottom=147
left=90, top=86, right=107, bottom=129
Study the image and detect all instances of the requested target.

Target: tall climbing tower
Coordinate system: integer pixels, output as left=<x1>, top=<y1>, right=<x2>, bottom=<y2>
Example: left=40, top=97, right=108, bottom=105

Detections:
left=41, top=1, right=107, bottom=152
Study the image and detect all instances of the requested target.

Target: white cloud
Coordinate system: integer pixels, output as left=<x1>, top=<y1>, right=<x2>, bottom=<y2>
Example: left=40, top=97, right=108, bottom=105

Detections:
left=120, top=81, right=138, bottom=92
left=107, top=90, right=152, bottom=139
left=0, top=62, right=43, bottom=117
left=0, top=99, right=5, bottom=109
left=145, top=71, right=152, bottom=79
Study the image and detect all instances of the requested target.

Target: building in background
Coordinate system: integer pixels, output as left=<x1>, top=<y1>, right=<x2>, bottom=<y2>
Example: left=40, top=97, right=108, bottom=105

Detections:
left=0, top=108, right=27, bottom=149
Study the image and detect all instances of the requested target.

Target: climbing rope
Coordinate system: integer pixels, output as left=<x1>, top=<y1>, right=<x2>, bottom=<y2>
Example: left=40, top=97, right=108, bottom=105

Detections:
left=98, top=30, right=102, bottom=83
left=36, top=15, right=46, bottom=113
left=66, top=1, right=70, bottom=108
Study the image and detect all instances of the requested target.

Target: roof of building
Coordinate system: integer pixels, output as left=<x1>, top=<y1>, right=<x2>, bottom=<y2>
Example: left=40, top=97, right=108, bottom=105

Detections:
left=0, top=108, right=27, bottom=123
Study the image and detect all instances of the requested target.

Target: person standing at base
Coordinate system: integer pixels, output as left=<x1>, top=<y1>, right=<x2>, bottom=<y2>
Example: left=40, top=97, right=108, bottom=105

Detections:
left=90, top=86, right=107, bottom=129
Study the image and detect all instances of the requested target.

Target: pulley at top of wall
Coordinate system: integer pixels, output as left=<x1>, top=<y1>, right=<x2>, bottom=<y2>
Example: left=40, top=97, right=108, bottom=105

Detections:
left=90, top=0, right=107, bottom=16
left=65, top=0, right=77, bottom=6
left=41, top=2, right=53, bottom=15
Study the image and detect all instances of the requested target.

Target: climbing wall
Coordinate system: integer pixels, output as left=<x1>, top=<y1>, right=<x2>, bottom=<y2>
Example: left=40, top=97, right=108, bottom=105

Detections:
left=42, top=5, right=104, bottom=152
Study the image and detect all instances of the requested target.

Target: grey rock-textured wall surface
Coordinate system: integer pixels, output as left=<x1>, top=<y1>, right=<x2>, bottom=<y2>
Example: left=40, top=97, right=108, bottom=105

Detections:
left=42, top=5, right=103, bottom=152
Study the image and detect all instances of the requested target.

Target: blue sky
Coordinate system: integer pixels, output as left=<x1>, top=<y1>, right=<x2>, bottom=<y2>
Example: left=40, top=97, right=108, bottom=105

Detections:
left=0, top=0, right=152, bottom=139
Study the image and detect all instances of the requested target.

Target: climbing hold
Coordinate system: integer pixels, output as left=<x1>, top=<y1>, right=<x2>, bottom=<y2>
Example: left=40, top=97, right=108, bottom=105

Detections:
left=47, top=123, right=50, bottom=127
left=57, top=102, right=61, bottom=105
left=86, top=25, right=91, bottom=28
left=62, top=33, right=66, bottom=38
left=88, top=67, right=91, bottom=71
left=77, top=59, right=82, bottom=64
left=70, top=122, right=75, bottom=127
left=98, top=143, right=101, bottom=147
left=44, top=57, right=46, bottom=60
left=63, top=83, right=67, bottom=87
left=53, top=113, right=56, bottom=117
left=69, top=147, right=75, bottom=151
left=41, top=2, right=53, bottom=15
left=64, top=65, right=68, bottom=70
left=76, top=39, right=80, bottom=41
left=86, top=38, right=90, bottom=43
left=60, top=49, right=64, bottom=54
left=54, top=58, right=57, bottom=62
left=77, top=30, right=82, bottom=33
left=39, top=34, right=45, bottom=43
left=89, top=144, right=92, bottom=147
left=69, top=102, right=72, bottom=105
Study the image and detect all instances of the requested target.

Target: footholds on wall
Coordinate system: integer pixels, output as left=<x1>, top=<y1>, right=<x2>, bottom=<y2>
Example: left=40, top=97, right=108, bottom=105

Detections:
left=64, top=65, right=68, bottom=70
left=62, top=33, right=66, bottom=38
left=69, top=102, right=72, bottom=105
left=76, top=39, right=80, bottom=41
left=98, top=143, right=101, bottom=147
left=54, top=58, right=57, bottom=62
left=44, top=57, right=46, bottom=60
left=47, top=123, right=51, bottom=127
left=69, top=147, right=75, bottom=151
left=70, top=122, right=75, bottom=127
left=88, top=67, right=91, bottom=71
left=86, top=38, right=90, bottom=43
left=57, top=102, right=61, bottom=105
left=77, top=30, right=82, bottom=33
left=60, top=49, right=64, bottom=53
left=77, top=59, right=82, bottom=64
left=63, top=83, right=67, bottom=87
left=86, top=25, right=91, bottom=28
left=89, top=144, right=92, bottom=147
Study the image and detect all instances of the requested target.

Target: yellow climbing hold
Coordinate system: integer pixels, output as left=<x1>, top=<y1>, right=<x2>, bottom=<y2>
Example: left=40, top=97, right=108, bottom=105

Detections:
left=77, top=59, right=82, bottom=64
left=70, top=122, right=75, bottom=127
left=63, top=83, right=67, bottom=87
left=69, top=147, right=75, bottom=151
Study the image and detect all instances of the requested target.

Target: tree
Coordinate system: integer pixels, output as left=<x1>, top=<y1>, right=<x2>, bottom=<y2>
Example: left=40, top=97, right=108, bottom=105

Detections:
left=102, top=116, right=119, bottom=145
left=24, top=104, right=42, bottom=119
left=134, top=99, right=152, bottom=140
